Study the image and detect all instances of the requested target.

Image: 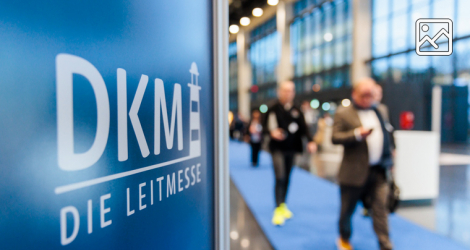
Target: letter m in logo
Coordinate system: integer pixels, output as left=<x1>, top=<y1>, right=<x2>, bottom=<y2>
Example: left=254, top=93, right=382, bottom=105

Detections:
left=154, top=79, right=183, bottom=155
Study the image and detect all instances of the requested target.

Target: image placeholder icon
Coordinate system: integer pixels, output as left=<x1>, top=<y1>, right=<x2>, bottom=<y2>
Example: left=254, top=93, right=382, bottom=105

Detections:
left=415, top=18, right=453, bottom=56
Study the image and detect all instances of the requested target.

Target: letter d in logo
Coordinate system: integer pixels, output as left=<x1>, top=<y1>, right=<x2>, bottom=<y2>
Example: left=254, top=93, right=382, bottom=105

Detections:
left=56, top=54, right=110, bottom=171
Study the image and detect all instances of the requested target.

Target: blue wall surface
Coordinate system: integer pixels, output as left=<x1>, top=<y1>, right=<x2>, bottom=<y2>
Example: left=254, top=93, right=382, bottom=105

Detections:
left=0, top=0, right=214, bottom=249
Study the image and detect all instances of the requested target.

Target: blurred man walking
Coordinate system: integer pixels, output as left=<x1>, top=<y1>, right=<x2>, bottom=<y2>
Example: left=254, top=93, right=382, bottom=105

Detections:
left=332, top=78, right=394, bottom=250
left=264, top=81, right=317, bottom=226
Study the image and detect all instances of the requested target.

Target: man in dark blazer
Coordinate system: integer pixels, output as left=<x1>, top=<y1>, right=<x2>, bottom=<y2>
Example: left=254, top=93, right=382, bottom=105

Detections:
left=333, top=78, right=394, bottom=250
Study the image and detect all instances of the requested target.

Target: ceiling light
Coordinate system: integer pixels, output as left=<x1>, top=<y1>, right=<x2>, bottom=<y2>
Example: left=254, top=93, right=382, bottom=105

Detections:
left=330, top=102, right=337, bottom=111
left=252, top=8, right=263, bottom=17
left=240, top=17, right=251, bottom=26
left=241, top=239, right=250, bottom=248
left=229, top=24, right=239, bottom=34
left=310, top=99, right=320, bottom=109
left=267, top=0, right=279, bottom=6
left=259, top=104, right=268, bottom=113
left=324, top=33, right=333, bottom=42
left=312, top=83, right=321, bottom=92
left=230, top=231, right=239, bottom=240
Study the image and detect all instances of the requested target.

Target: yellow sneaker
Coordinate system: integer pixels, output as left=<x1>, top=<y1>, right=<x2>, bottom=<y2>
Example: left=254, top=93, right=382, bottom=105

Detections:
left=279, top=203, right=293, bottom=219
left=336, top=238, right=353, bottom=250
left=272, top=207, right=285, bottom=226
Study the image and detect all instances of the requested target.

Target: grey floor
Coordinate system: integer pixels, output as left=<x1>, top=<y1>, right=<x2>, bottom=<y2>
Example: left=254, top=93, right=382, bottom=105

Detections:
left=395, top=163, right=470, bottom=239
left=229, top=181, right=273, bottom=250
left=417, top=163, right=470, bottom=246
left=229, top=144, right=470, bottom=249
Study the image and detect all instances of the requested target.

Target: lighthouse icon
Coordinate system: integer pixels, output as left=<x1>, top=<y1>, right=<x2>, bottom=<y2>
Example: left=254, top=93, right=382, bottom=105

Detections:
left=188, top=62, right=201, bottom=158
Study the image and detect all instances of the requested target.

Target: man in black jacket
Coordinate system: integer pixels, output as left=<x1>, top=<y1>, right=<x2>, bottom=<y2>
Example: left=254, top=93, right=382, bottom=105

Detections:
left=264, top=81, right=317, bottom=226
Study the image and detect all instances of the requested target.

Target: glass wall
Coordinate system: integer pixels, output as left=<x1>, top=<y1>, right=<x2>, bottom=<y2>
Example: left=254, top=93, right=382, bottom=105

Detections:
left=371, top=0, right=470, bottom=140
left=290, top=0, right=352, bottom=94
left=249, top=17, right=279, bottom=103
left=371, top=0, right=470, bottom=83
left=229, top=42, right=238, bottom=111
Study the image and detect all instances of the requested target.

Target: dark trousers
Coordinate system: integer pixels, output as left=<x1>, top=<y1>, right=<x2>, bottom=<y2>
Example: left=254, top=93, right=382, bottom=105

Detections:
left=250, top=142, right=262, bottom=166
left=339, top=167, right=392, bottom=250
left=271, top=151, right=295, bottom=207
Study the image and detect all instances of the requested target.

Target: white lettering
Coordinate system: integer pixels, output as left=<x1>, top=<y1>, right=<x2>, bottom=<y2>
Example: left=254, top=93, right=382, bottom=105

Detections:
left=100, top=193, right=112, bottom=228
left=139, top=182, right=147, bottom=210
left=117, top=68, right=128, bottom=161
left=129, top=75, right=150, bottom=157
left=191, top=165, right=196, bottom=186
left=154, top=79, right=183, bottom=155
left=178, top=170, right=184, bottom=192
left=150, top=180, right=154, bottom=205
left=167, top=173, right=176, bottom=197
left=184, top=167, right=190, bottom=189
left=126, top=188, right=135, bottom=216
left=157, top=177, right=164, bottom=201
left=56, top=54, right=110, bottom=171
left=87, top=200, right=92, bottom=234
left=197, top=163, right=201, bottom=183
left=60, top=206, right=80, bottom=246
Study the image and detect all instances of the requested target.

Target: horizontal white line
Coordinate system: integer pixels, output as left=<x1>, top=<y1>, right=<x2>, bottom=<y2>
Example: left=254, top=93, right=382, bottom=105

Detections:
left=440, top=153, right=470, bottom=166
left=55, top=155, right=196, bottom=195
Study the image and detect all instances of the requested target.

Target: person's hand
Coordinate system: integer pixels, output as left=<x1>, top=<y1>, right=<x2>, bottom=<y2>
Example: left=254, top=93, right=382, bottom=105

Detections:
left=270, top=128, right=285, bottom=141
left=243, top=135, right=250, bottom=143
left=249, top=125, right=256, bottom=134
left=307, top=142, right=317, bottom=154
left=389, top=166, right=395, bottom=180
left=358, top=127, right=373, bottom=139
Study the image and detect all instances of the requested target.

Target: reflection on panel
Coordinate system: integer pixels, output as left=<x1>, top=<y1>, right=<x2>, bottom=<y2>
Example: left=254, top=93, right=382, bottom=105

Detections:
left=373, top=19, right=389, bottom=57
left=371, top=0, right=470, bottom=141
left=250, top=17, right=278, bottom=87
left=372, top=58, right=389, bottom=82
left=229, top=42, right=239, bottom=111
left=249, top=17, right=279, bottom=104
left=290, top=0, right=352, bottom=95
left=391, top=12, right=407, bottom=53
left=373, top=0, right=390, bottom=20
left=456, top=0, right=470, bottom=37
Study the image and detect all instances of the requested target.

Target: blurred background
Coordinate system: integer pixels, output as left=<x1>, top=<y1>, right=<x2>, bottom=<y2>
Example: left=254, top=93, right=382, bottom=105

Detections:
left=226, top=0, right=470, bottom=249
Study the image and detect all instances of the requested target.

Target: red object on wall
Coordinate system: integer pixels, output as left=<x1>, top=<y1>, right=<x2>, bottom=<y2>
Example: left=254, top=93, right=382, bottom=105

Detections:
left=400, top=111, right=415, bottom=130
left=250, top=85, right=259, bottom=93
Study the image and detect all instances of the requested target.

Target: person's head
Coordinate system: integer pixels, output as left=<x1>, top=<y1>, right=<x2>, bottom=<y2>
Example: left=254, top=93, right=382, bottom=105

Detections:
left=301, top=100, right=310, bottom=109
left=352, top=77, right=377, bottom=109
left=374, top=84, right=383, bottom=103
left=251, top=109, right=260, bottom=120
left=278, top=81, right=296, bottom=105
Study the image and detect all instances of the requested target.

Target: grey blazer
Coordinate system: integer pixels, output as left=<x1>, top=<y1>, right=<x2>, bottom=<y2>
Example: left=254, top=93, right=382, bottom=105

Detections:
left=332, top=104, right=391, bottom=187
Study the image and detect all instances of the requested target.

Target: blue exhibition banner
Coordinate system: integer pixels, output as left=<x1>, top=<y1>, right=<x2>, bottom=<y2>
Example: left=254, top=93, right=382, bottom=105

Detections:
left=0, top=1, right=215, bottom=249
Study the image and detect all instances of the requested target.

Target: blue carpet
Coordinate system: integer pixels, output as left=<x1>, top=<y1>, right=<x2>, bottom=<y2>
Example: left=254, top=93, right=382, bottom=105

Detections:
left=229, top=141, right=469, bottom=250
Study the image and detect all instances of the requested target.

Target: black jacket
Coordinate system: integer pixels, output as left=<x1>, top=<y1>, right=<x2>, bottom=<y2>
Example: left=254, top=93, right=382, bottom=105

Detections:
left=263, top=101, right=313, bottom=153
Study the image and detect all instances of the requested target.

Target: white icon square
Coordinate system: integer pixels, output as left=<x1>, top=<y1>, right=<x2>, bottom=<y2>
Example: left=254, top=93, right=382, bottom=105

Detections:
left=415, top=18, right=453, bottom=56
